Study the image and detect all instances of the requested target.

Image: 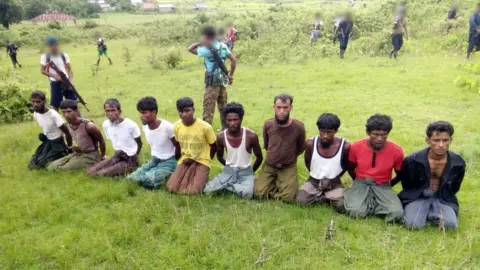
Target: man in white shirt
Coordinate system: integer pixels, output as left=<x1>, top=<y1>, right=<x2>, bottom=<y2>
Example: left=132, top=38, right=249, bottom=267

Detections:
left=87, top=99, right=143, bottom=177
left=40, top=36, right=76, bottom=111
left=127, top=97, right=178, bottom=189
left=28, top=90, right=73, bottom=170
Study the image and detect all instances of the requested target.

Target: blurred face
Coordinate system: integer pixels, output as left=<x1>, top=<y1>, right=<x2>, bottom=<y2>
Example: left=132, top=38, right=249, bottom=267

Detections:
left=31, top=97, right=45, bottom=112
left=139, top=110, right=157, bottom=125
left=274, top=99, right=292, bottom=125
left=48, top=44, right=59, bottom=54
left=61, top=107, right=78, bottom=123
left=319, top=129, right=336, bottom=147
left=178, top=107, right=195, bottom=124
left=426, top=132, right=452, bottom=156
left=104, top=104, right=121, bottom=122
left=367, top=130, right=389, bottom=150
left=226, top=113, right=242, bottom=134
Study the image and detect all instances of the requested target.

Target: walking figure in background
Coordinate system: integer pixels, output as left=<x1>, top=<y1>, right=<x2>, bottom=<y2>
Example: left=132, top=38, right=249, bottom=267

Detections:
left=311, top=12, right=324, bottom=45
left=390, top=9, right=409, bottom=60
left=467, top=3, right=480, bottom=59
left=448, top=3, right=458, bottom=20
left=96, top=37, right=113, bottom=66
left=334, top=12, right=353, bottom=59
left=6, top=41, right=22, bottom=68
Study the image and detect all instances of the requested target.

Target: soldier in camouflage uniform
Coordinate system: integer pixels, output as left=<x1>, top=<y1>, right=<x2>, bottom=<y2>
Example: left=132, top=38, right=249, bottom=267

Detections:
left=188, top=26, right=237, bottom=129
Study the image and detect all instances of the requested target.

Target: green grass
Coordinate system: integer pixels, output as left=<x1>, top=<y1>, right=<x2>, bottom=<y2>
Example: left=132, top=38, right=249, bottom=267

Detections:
left=1, top=39, right=480, bottom=269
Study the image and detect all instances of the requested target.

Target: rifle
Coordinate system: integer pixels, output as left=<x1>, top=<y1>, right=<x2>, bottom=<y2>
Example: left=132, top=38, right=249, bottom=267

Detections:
left=208, top=45, right=230, bottom=84
left=48, top=62, right=89, bottom=111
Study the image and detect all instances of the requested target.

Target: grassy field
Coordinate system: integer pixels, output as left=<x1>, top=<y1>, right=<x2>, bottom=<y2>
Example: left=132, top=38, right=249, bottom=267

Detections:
left=0, top=38, right=479, bottom=269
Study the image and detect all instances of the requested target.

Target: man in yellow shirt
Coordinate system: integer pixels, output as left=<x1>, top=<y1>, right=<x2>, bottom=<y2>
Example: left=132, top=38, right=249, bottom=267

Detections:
left=167, top=97, right=217, bottom=195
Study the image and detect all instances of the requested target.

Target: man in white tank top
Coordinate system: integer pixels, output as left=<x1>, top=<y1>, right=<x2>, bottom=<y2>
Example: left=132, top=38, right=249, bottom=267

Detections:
left=204, top=103, right=263, bottom=199
left=296, top=113, right=350, bottom=212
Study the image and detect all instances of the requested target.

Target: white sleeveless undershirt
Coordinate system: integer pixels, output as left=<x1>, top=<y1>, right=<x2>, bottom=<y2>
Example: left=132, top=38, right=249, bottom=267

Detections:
left=309, top=136, right=345, bottom=180
left=225, top=128, right=252, bottom=169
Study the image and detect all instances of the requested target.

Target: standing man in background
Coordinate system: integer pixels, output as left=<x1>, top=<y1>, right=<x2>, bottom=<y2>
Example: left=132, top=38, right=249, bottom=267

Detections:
left=227, top=23, right=238, bottom=51
left=6, top=41, right=21, bottom=68
left=334, top=12, right=354, bottom=59
left=40, top=36, right=76, bottom=111
left=188, top=26, right=237, bottom=129
left=390, top=9, right=408, bottom=60
left=96, top=37, right=113, bottom=66
left=467, top=3, right=480, bottom=59
left=311, top=13, right=324, bottom=45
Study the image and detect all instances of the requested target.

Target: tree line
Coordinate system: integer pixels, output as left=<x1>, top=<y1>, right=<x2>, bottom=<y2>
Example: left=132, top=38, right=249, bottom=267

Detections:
left=0, top=0, right=139, bottom=29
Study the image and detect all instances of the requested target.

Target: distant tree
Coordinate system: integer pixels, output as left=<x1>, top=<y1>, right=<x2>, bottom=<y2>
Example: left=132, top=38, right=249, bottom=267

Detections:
left=0, top=0, right=24, bottom=29
left=24, top=0, right=49, bottom=19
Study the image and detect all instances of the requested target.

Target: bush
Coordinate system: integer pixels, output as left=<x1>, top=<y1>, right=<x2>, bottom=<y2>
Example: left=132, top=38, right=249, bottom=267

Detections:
left=162, top=48, right=182, bottom=68
left=48, top=21, right=62, bottom=30
left=0, top=68, right=31, bottom=124
left=83, top=20, right=99, bottom=29
left=122, top=45, right=132, bottom=63
left=88, top=13, right=101, bottom=19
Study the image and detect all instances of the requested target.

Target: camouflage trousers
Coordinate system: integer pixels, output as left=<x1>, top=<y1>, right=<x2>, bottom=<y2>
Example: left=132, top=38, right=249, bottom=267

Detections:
left=203, top=85, right=227, bottom=128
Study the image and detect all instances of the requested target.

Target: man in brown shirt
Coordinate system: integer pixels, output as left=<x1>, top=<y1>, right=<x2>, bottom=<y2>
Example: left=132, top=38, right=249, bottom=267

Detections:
left=255, top=94, right=306, bottom=202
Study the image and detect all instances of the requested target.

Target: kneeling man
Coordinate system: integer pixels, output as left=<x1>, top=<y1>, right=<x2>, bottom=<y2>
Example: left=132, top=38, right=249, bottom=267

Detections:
left=398, top=121, right=465, bottom=230
left=344, top=114, right=404, bottom=223
left=166, top=97, right=217, bottom=195
left=87, top=99, right=142, bottom=177
left=296, top=113, right=350, bottom=212
left=255, top=94, right=306, bottom=202
left=204, top=102, right=263, bottom=199
left=127, top=97, right=178, bottom=189
left=29, top=91, right=72, bottom=170
left=48, top=99, right=105, bottom=171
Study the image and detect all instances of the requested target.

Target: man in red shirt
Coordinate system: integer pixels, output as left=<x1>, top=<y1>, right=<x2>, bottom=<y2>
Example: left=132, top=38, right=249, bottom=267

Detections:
left=343, top=114, right=404, bottom=223
left=226, top=23, right=238, bottom=51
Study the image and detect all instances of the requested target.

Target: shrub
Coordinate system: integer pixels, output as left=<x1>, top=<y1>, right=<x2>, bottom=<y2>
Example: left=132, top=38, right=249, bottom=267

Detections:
left=48, top=21, right=62, bottom=30
left=0, top=83, right=32, bottom=124
left=122, top=45, right=132, bottom=63
left=162, top=48, right=182, bottom=68
left=88, top=13, right=101, bottom=19
left=83, top=20, right=99, bottom=29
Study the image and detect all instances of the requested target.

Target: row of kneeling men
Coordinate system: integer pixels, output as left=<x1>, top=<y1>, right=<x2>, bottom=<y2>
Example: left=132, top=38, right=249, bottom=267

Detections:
left=28, top=92, right=465, bottom=230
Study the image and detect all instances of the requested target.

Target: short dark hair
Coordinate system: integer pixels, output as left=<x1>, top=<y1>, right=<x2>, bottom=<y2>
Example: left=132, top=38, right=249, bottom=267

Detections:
left=202, top=25, right=217, bottom=39
left=60, top=99, right=78, bottom=110
left=137, top=96, right=158, bottom=113
left=316, top=113, right=341, bottom=131
left=104, top=98, right=121, bottom=110
left=274, top=93, right=294, bottom=105
left=176, top=97, right=194, bottom=111
left=222, top=102, right=245, bottom=120
left=426, top=121, right=454, bottom=137
left=31, top=90, right=46, bottom=101
left=366, top=114, right=393, bottom=133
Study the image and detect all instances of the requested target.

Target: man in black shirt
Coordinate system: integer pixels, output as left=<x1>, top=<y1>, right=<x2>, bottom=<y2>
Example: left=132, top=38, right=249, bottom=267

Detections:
left=6, top=42, right=22, bottom=68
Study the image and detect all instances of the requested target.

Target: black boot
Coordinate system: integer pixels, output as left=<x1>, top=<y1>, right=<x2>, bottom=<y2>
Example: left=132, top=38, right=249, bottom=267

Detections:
left=108, top=58, right=113, bottom=65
